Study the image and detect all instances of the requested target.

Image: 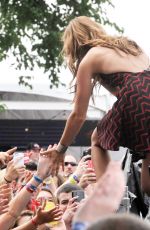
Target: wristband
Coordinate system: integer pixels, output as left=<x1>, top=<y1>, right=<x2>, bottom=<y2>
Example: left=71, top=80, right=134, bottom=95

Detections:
left=73, top=174, right=79, bottom=183
left=26, top=185, right=35, bottom=193
left=29, top=184, right=37, bottom=191
left=33, top=175, right=43, bottom=184
left=56, top=142, right=68, bottom=154
left=72, top=222, right=88, bottom=230
left=69, top=175, right=77, bottom=185
left=26, top=183, right=37, bottom=192
left=4, top=177, right=11, bottom=183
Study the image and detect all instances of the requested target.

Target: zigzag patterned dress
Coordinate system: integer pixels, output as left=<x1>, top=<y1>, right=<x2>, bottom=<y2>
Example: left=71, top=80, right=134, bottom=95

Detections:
left=97, top=70, right=150, bottom=156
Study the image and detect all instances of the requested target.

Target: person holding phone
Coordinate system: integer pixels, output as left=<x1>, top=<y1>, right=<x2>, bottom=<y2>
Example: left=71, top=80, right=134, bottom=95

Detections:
left=1, top=158, right=25, bottom=186
left=62, top=196, right=81, bottom=230
left=82, top=148, right=95, bottom=170
left=0, top=153, right=63, bottom=229
left=0, top=147, right=17, bottom=169
left=78, top=168, right=96, bottom=192
left=41, top=16, right=150, bottom=196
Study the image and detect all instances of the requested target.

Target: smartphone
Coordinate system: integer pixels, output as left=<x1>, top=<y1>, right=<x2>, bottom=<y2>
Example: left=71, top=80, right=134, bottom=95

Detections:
left=72, top=190, right=85, bottom=202
left=82, top=149, right=94, bottom=169
left=13, top=152, right=24, bottom=167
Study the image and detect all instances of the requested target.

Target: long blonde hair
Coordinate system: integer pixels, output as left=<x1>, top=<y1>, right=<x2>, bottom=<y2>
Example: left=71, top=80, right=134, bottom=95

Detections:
left=61, top=16, right=142, bottom=78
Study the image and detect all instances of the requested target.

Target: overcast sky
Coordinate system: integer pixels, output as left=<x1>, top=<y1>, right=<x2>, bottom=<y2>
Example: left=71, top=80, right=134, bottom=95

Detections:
left=107, top=0, right=150, bottom=55
left=1, top=0, right=150, bottom=89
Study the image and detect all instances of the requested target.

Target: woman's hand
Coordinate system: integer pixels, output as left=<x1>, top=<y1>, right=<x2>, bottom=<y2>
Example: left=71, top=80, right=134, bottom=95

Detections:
left=33, top=205, right=63, bottom=225
left=40, top=144, right=65, bottom=176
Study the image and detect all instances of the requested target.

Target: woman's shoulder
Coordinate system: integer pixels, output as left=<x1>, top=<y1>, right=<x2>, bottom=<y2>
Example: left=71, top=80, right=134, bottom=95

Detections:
left=80, top=47, right=119, bottom=74
left=80, top=46, right=112, bottom=68
left=86, top=46, right=113, bottom=57
left=84, top=47, right=149, bottom=74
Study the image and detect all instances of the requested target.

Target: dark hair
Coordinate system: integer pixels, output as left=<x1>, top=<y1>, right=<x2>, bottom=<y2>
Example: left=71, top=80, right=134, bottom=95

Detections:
left=25, top=161, right=37, bottom=171
left=56, top=183, right=82, bottom=198
left=27, top=142, right=40, bottom=151
left=39, top=186, right=57, bottom=204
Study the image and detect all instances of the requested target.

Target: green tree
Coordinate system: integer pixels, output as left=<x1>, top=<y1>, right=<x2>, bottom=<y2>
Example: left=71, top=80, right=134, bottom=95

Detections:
left=0, top=0, right=123, bottom=88
left=0, top=103, right=6, bottom=111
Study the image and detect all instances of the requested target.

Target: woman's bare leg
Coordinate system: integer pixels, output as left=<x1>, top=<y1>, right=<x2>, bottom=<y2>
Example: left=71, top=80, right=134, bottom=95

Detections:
left=73, top=161, right=125, bottom=224
left=91, top=128, right=110, bottom=180
left=141, top=153, right=150, bottom=196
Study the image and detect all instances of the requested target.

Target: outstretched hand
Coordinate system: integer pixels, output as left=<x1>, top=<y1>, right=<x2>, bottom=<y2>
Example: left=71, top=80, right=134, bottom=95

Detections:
left=33, top=204, right=63, bottom=226
left=5, top=160, right=25, bottom=183
left=0, top=147, right=17, bottom=167
left=40, top=144, right=65, bottom=176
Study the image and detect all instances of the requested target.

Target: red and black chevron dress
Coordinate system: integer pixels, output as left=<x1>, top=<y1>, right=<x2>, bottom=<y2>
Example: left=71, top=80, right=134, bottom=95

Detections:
left=97, top=70, right=150, bottom=156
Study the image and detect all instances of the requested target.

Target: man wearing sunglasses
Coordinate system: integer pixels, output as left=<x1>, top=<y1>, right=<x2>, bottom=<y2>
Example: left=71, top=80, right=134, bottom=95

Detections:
left=64, top=155, right=78, bottom=180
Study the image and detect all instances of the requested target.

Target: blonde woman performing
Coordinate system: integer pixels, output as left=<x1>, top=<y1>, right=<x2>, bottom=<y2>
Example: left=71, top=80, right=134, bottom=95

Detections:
left=41, top=16, right=150, bottom=195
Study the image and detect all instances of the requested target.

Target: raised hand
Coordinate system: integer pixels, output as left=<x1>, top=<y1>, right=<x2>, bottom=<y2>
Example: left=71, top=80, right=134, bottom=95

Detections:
left=33, top=205, right=63, bottom=225
left=79, top=168, right=96, bottom=189
left=4, top=160, right=25, bottom=183
left=62, top=197, right=79, bottom=228
left=40, top=144, right=65, bottom=176
left=0, top=147, right=17, bottom=167
left=73, top=155, right=89, bottom=179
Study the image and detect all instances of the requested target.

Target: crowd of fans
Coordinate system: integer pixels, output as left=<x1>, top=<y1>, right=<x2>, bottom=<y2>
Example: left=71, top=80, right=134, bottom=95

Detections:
left=0, top=143, right=149, bottom=230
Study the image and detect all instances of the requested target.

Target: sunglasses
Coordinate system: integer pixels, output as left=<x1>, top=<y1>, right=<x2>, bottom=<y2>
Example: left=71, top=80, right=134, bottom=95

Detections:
left=64, top=162, right=77, bottom=166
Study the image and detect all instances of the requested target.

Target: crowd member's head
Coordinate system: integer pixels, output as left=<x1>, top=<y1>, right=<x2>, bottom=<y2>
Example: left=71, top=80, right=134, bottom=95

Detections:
left=26, top=142, right=41, bottom=163
left=25, top=161, right=37, bottom=172
left=87, top=213, right=150, bottom=230
left=37, top=186, right=56, bottom=204
left=56, top=183, right=82, bottom=212
left=64, top=154, right=77, bottom=178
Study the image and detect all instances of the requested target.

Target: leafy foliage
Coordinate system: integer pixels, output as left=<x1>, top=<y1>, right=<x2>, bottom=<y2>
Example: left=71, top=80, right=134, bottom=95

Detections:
left=0, top=101, right=7, bottom=112
left=0, top=0, right=123, bottom=88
